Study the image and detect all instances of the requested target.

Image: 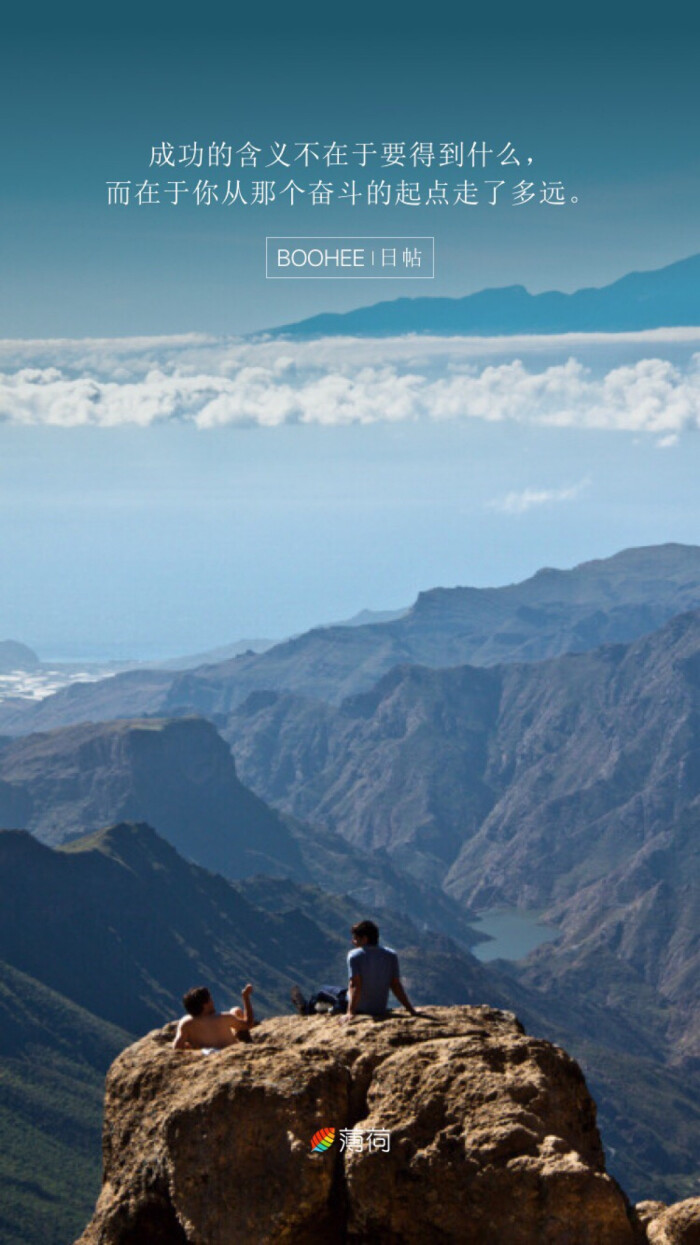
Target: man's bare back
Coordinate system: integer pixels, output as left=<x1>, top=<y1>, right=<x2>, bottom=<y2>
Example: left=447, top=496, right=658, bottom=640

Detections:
left=173, top=984, right=255, bottom=1050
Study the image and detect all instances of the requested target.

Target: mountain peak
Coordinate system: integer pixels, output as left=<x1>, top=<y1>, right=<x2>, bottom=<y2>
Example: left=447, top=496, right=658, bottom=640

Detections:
left=61, top=819, right=166, bottom=860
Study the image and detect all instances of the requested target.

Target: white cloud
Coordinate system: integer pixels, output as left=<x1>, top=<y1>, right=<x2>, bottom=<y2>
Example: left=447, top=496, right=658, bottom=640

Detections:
left=489, top=479, right=590, bottom=514
left=0, top=332, right=700, bottom=432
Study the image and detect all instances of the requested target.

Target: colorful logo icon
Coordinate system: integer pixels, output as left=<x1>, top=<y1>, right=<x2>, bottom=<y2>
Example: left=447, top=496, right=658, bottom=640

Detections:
left=310, top=1127, right=336, bottom=1153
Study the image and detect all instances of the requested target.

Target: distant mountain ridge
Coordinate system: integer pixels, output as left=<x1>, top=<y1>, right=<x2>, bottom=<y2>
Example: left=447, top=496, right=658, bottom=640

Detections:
left=1, top=543, right=699, bottom=735
left=267, top=253, right=700, bottom=337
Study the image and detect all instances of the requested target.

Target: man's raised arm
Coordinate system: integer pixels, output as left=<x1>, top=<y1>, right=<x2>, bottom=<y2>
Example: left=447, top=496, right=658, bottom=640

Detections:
left=172, top=1018, right=193, bottom=1050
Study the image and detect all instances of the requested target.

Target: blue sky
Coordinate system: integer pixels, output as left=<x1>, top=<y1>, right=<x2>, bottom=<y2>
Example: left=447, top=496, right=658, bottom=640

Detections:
left=1, top=3, right=699, bottom=658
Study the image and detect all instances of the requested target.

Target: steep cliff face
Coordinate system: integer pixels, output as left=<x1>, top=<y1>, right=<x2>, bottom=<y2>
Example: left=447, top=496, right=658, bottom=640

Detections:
left=0, top=716, right=302, bottom=878
left=79, top=1006, right=651, bottom=1245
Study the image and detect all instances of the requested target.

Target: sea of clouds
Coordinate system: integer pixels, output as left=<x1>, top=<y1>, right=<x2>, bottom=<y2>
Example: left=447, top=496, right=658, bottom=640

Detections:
left=0, top=329, right=699, bottom=437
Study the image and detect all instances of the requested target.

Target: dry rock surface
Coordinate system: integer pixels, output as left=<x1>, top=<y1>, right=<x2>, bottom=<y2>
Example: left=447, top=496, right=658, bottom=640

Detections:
left=636, top=1199, right=700, bottom=1245
left=78, top=1006, right=693, bottom=1245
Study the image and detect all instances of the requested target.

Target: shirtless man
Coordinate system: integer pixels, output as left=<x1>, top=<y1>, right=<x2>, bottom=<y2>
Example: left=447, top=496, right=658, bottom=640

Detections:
left=172, top=984, right=255, bottom=1050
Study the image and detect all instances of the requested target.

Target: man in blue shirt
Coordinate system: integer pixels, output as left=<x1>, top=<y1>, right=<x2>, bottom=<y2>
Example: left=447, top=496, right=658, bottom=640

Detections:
left=344, top=919, right=418, bottom=1022
left=291, top=920, right=418, bottom=1021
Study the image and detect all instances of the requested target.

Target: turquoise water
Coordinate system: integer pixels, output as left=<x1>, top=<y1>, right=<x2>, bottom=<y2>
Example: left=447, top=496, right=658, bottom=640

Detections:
left=470, top=908, right=559, bottom=962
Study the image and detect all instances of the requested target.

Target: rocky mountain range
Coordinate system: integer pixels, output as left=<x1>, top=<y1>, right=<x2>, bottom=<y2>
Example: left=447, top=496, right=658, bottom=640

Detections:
left=2, top=542, right=700, bottom=1238
left=0, top=717, right=300, bottom=878
left=225, top=607, right=700, bottom=1060
left=2, top=544, right=700, bottom=736
left=0, top=716, right=479, bottom=943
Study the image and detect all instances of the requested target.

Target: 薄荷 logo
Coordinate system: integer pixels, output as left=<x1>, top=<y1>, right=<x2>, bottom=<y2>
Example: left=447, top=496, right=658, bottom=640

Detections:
left=310, top=1127, right=336, bottom=1153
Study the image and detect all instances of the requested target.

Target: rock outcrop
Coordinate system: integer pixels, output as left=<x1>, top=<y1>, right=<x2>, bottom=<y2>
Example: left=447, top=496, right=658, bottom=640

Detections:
left=635, top=1199, right=700, bottom=1245
left=79, top=1006, right=643, bottom=1245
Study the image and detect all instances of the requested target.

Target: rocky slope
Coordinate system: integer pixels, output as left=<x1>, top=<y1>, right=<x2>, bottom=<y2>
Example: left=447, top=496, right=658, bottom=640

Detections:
left=0, top=959, right=129, bottom=1245
left=0, top=716, right=477, bottom=939
left=0, top=716, right=302, bottom=876
left=0, top=822, right=445, bottom=1033
left=225, top=608, right=700, bottom=896
left=79, top=1006, right=650, bottom=1245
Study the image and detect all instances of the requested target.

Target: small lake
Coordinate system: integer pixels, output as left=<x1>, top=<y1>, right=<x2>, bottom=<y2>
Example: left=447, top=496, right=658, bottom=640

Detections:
left=470, top=908, right=559, bottom=962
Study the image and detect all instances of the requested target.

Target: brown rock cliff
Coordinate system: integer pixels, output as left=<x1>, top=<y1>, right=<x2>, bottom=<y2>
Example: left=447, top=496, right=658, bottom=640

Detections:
left=77, top=1005, right=660, bottom=1244
left=635, top=1199, right=700, bottom=1245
